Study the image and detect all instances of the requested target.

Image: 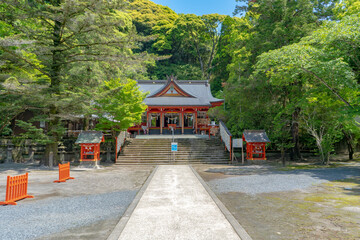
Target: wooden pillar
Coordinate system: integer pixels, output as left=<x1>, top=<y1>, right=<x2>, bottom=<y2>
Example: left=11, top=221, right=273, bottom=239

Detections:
left=115, top=137, right=117, bottom=163
left=195, top=110, right=198, bottom=134
left=146, top=111, right=149, bottom=128
left=80, top=145, right=83, bottom=161
left=181, top=110, right=184, bottom=134
left=160, top=112, right=163, bottom=135
left=230, top=135, right=232, bottom=162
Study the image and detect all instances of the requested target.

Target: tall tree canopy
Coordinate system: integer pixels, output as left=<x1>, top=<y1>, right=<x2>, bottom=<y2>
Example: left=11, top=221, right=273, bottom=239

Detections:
left=0, top=0, right=153, bottom=164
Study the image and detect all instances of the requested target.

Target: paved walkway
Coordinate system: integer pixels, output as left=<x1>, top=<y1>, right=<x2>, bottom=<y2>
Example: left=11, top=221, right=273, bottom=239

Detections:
left=113, top=165, right=245, bottom=240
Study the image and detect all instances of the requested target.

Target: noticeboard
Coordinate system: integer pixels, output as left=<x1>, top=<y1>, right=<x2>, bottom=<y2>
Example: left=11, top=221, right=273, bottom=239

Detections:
left=232, top=139, right=243, bottom=148
left=171, top=142, right=178, bottom=152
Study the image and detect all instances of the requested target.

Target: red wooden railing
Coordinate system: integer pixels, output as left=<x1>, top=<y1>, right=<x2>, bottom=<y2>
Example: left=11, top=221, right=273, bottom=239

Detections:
left=54, top=162, right=75, bottom=183
left=0, top=173, right=34, bottom=205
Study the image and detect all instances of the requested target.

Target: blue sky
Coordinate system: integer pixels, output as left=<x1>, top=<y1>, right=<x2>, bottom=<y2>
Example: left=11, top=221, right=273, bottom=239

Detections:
left=150, top=0, right=238, bottom=16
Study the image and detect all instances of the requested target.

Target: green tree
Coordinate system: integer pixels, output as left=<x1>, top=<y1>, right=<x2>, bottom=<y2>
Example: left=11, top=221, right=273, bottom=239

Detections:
left=167, top=14, right=225, bottom=79
left=224, top=0, right=341, bottom=160
left=95, top=78, right=148, bottom=139
left=254, top=14, right=360, bottom=162
left=0, top=0, right=153, bottom=165
left=333, top=0, right=360, bottom=19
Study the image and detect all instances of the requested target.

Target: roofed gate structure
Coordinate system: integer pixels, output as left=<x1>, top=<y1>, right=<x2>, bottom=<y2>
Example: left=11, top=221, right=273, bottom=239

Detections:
left=128, top=76, right=224, bottom=135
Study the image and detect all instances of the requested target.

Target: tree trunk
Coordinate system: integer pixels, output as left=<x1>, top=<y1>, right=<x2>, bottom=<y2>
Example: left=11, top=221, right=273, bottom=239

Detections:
left=44, top=15, right=62, bottom=166
left=291, top=107, right=302, bottom=161
left=84, top=115, right=90, bottom=131
left=342, top=129, right=354, bottom=160
left=281, top=146, right=286, bottom=167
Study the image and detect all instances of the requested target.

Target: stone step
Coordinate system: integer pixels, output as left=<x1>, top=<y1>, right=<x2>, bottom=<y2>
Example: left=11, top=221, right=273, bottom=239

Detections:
left=121, top=151, right=228, bottom=154
left=115, top=160, right=229, bottom=164
left=118, top=137, right=229, bottom=165
left=118, top=155, right=228, bottom=160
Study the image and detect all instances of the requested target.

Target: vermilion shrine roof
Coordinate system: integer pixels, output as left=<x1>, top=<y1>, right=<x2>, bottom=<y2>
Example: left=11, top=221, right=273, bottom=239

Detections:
left=75, top=131, right=104, bottom=144
left=243, top=130, right=271, bottom=143
left=137, top=78, right=223, bottom=107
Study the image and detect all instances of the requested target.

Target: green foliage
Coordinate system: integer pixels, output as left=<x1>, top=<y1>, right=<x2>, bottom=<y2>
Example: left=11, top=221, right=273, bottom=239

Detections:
left=15, top=120, right=51, bottom=145
left=0, top=0, right=155, bottom=165
left=129, top=0, right=178, bottom=36
left=95, top=78, right=148, bottom=133
left=251, top=13, right=360, bottom=162
left=1, top=0, right=358, bottom=164
left=334, top=0, right=360, bottom=19
left=149, top=62, right=203, bottom=80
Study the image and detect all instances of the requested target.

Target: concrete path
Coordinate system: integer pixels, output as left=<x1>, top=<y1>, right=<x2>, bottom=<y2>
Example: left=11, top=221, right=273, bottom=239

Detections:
left=114, top=165, right=244, bottom=240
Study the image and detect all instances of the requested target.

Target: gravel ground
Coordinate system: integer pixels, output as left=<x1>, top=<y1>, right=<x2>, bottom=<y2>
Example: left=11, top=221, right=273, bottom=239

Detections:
left=0, top=191, right=136, bottom=240
left=207, top=166, right=360, bottom=195
left=0, top=163, right=154, bottom=240
left=195, top=163, right=360, bottom=239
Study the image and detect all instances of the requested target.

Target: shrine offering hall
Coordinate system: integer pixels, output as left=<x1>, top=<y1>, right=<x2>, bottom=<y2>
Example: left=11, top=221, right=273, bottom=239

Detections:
left=128, top=77, right=224, bottom=135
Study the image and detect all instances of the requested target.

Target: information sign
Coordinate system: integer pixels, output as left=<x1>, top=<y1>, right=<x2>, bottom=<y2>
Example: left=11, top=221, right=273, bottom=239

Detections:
left=171, top=142, right=178, bottom=152
left=232, top=139, right=243, bottom=148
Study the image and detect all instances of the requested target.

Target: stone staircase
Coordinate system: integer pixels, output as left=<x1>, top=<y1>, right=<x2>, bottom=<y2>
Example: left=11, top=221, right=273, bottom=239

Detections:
left=115, top=138, right=230, bottom=165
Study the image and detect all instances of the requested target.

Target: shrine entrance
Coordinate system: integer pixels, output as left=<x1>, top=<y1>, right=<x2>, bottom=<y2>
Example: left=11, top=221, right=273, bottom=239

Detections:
left=184, top=113, right=194, bottom=128
left=129, top=107, right=219, bottom=136
left=127, top=77, right=224, bottom=136
left=164, top=113, right=180, bottom=128
left=149, top=113, right=161, bottom=128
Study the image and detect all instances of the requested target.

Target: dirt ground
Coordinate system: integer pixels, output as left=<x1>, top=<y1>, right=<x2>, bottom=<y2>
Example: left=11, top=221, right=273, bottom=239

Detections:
left=0, top=163, right=155, bottom=240
left=194, top=162, right=360, bottom=240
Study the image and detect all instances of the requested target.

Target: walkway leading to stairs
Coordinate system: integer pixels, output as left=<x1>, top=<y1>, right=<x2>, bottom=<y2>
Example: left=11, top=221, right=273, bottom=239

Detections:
left=108, top=165, right=252, bottom=240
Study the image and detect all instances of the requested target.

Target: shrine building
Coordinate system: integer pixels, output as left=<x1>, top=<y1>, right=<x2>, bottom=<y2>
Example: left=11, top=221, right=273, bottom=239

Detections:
left=128, top=76, right=224, bottom=135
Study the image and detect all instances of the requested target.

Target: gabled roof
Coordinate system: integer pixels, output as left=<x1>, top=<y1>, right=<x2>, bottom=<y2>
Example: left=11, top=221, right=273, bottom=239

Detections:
left=243, top=130, right=271, bottom=143
left=137, top=78, right=223, bottom=107
left=75, top=131, right=104, bottom=144
left=148, top=77, right=195, bottom=98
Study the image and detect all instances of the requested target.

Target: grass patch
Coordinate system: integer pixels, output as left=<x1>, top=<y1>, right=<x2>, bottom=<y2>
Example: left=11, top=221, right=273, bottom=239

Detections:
left=305, top=194, right=360, bottom=207
left=277, top=163, right=341, bottom=171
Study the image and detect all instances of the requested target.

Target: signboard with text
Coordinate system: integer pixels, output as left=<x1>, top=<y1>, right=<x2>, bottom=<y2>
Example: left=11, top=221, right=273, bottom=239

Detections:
left=232, top=139, right=243, bottom=148
left=171, top=142, right=178, bottom=152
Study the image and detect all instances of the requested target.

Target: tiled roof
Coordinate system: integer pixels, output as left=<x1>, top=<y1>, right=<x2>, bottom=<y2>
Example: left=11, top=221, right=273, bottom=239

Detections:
left=137, top=80, right=223, bottom=106
left=75, top=131, right=104, bottom=144
left=243, top=130, right=271, bottom=143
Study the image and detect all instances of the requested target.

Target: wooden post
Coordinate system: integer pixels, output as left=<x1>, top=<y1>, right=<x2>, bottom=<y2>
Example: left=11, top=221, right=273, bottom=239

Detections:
left=80, top=145, right=83, bottom=162
left=195, top=111, right=198, bottom=134
left=230, top=135, right=232, bottom=163
left=231, top=140, right=234, bottom=164
left=160, top=112, right=163, bottom=135
left=115, top=137, right=118, bottom=163
left=241, top=141, right=244, bottom=164
left=181, top=111, right=184, bottom=134
left=146, top=111, right=149, bottom=128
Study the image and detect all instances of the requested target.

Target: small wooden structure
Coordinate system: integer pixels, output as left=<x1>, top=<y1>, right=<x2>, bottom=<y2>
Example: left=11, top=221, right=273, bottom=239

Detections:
left=75, top=131, right=104, bottom=165
left=242, top=130, right=270, bottom=160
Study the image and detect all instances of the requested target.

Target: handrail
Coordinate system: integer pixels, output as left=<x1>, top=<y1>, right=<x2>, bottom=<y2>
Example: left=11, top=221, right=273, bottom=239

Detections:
left=115, top=131, right=127, bottom=163
left=219, top=121, right=232, bottom=161
left=219, top=121, right=232, bottom=137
